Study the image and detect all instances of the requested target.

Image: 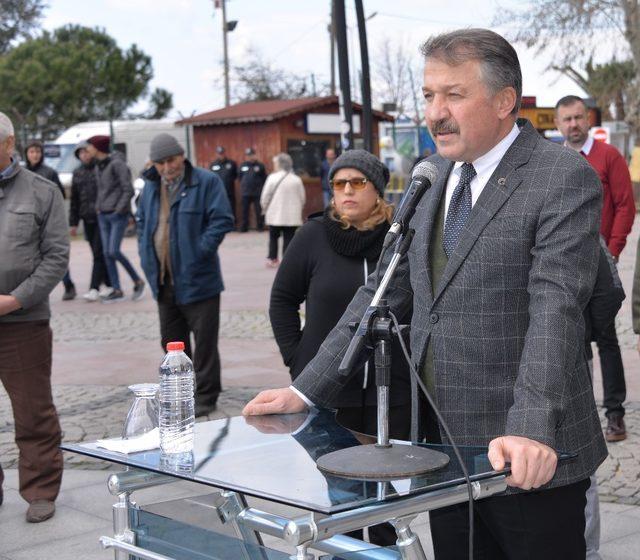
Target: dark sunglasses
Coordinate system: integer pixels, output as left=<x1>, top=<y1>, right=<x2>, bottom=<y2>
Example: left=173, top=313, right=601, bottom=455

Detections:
left=330, top=177, right=369, bottom=190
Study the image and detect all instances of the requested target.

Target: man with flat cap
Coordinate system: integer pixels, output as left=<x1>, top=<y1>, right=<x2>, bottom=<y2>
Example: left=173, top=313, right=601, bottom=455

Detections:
left=136, top=133, right=234, bottom=417
left=209, top=146, right=238, bottom=224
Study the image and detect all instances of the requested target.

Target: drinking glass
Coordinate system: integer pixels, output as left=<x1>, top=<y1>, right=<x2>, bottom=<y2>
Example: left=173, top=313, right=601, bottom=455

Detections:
left=122, top=383, right=159, bottom=439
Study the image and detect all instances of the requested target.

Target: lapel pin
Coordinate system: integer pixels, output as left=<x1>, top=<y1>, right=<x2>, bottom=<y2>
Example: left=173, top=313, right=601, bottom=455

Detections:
left=498, top=177, right=506, bottom=186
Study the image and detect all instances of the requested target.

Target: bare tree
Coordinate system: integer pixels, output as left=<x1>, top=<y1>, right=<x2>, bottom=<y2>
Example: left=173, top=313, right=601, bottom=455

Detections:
left=232, top=48, right=310, bottom=102
left=372, top=37, right=422, bottom=122
left=496, top=0, right=640, bottom=141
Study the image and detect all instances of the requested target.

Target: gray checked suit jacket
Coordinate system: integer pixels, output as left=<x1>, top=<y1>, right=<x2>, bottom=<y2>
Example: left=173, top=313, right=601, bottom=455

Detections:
left=293, top=119, right=608, bottom=489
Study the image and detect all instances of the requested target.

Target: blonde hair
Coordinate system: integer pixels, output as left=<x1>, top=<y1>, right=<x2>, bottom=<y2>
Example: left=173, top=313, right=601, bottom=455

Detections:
left=329, top=197, right=394, bottom=231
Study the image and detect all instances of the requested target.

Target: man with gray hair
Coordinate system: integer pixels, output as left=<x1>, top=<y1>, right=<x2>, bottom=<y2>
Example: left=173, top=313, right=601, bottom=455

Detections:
left=0, top=111, right=69, bottom=522
left=136, top=133, right=234, bottom=417
left=244, top=29, right=605, bottom=558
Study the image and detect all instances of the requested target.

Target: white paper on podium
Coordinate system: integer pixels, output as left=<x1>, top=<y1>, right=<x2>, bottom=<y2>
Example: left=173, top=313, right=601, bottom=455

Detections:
left=96, top=428, right=160, bottom=454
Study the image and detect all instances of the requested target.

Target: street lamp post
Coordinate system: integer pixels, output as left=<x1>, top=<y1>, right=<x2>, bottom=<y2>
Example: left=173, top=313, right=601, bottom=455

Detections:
left=221, top=0, right=230, bottom=106
left=216, top=0, right=237, bottom=107
left=334, top=0, right=353, bottom=151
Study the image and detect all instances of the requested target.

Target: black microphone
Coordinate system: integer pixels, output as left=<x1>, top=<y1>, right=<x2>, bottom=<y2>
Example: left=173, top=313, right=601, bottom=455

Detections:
left=383, top=161, right=438, bottom=249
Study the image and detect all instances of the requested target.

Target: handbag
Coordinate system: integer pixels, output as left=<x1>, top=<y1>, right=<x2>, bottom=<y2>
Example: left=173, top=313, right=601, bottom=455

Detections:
left=261, top=171, right=290, bottom=215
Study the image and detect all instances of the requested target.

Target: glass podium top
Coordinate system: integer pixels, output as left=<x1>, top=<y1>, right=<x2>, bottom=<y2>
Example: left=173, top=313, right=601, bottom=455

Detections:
left=62, top=409, right=509, bottom=514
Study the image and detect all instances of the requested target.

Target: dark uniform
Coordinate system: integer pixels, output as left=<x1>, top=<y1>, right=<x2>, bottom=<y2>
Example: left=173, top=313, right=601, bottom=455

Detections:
left=209, top=157, right=238, bottom=221
left=238, top=158, right=266, bottom=231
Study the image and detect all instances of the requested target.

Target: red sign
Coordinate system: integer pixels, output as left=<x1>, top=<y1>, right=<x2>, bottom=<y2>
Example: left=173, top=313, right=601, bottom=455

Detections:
left=592, top=128, right=609, bottom=143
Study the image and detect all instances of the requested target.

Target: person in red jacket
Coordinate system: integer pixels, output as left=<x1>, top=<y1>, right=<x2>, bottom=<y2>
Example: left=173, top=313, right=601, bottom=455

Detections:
left=555, top=95, right=636, bottom=442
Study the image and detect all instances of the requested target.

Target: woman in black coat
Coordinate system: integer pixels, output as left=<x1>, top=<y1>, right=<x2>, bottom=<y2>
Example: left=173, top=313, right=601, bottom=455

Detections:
left=269, top=150, right=412, bottom=547
left=269, top=149, right=412, bottom=440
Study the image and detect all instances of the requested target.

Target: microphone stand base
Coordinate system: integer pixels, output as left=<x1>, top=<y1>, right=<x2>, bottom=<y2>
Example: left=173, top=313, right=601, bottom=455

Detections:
left=317, top=443, right=449, bottom=480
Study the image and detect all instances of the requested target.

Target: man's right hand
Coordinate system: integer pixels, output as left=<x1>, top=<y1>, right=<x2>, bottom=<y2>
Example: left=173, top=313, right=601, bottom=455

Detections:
left=69, top=226, right=77, bottom=237
left=242, top=387, right=307, bottom=416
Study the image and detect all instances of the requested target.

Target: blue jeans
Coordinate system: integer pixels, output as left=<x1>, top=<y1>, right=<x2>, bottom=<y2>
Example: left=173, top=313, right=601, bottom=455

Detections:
left=97, top=212, right=140, bottom=291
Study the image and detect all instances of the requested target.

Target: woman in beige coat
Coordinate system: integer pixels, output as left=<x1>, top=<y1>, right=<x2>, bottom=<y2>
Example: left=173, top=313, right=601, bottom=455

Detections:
left=260, top=153, right=306, bottom=267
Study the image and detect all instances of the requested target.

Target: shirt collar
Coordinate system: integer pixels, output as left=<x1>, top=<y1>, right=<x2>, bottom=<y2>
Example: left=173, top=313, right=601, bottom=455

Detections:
left=453, top=123, right=521, bottom=176
left=578, top=135, right=594, bottom=155
left=0, top=158, right=18, bottom=180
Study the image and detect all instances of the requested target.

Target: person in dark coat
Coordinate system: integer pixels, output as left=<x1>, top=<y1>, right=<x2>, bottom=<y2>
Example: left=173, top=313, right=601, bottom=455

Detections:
left=268, top=149, right=411, bottom=547
left=137, top=134, right=234, bottom=417
left=209, top=146, right=238, bottom=224
left=69, top=141, right=112, bottom=301
left=238, top=147, right=266, bottom=232
left=25, top=139, right=76, bottom=300
left=87, top=134, right=145, bottom=303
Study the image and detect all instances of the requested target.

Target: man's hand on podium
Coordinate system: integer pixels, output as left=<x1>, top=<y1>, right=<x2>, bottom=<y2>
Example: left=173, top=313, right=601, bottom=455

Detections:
left=242, top=387, right=307, bottom=416
left=488, top=435, right=558, bottom=490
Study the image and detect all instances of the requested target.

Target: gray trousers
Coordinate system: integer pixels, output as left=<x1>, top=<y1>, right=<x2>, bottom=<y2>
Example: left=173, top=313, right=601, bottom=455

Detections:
left=586, top=359, right=602, bottom=560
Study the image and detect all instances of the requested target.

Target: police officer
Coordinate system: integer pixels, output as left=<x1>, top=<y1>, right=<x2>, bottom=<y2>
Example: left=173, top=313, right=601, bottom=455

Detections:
left=209, top=146, right=238, bottom=223
left=238, top=147, right=266, bottom=232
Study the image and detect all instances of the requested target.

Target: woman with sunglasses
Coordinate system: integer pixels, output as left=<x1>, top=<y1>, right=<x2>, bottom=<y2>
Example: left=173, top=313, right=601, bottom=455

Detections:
left=268, top=149, right=412, bottom=546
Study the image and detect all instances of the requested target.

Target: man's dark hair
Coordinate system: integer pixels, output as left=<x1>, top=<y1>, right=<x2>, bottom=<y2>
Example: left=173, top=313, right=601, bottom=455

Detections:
left=420, top=28, right=522, bottom=115
left=555, top=95, right=586, bottom=111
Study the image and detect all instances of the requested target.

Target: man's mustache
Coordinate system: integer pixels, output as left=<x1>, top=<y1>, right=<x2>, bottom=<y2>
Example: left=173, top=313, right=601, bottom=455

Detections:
left=430, top=119, right=460, bottom=135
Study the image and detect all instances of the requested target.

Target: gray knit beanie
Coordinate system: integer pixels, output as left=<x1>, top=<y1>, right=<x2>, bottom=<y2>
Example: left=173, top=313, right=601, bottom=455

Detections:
left=328, top=149, right=389, bottom=195
left=149, top=133, right=184, bottom=162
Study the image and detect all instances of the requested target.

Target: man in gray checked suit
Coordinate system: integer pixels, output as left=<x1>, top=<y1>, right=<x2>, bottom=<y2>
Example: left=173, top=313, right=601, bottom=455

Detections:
left=245, top=29, right=606, bottom=558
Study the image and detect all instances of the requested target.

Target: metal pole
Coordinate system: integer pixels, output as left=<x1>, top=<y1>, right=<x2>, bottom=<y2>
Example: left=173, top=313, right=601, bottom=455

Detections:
left=221, top=0, right=230, bottom=106
left=333, top=0, right=353, bottom=150
left=329, top=0, right=336, bottom=96
left=355, top=1, right=373, bottom=152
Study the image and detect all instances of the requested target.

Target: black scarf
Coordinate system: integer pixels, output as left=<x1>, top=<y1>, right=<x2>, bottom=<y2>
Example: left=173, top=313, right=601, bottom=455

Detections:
left=322, top=207, right=390, bottom=260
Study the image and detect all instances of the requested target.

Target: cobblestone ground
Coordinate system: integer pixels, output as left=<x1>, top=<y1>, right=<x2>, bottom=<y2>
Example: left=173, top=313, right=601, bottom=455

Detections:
left=51, top=309, right=273, bottom=341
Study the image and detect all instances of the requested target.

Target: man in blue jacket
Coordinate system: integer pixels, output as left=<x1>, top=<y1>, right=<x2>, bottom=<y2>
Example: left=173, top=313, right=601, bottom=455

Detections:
left=137, top=134, right=234, bottom=416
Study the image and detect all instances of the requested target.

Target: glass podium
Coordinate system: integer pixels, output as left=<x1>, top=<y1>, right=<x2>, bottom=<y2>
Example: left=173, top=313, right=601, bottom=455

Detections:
left=62, top=409, right=512, bottom=559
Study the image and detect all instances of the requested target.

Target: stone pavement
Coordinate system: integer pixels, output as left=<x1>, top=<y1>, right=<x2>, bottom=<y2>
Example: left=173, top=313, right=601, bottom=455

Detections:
left=1, top=227, right=640, bottom=558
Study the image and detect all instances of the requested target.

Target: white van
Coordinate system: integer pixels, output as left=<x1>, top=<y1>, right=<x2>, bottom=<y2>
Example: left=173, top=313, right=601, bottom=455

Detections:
left=43, top=119, right=194, bottom=190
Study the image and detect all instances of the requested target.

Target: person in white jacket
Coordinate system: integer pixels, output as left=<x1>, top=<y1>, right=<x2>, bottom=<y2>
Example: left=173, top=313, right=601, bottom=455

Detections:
left=260, top=152, right=306, bottom=267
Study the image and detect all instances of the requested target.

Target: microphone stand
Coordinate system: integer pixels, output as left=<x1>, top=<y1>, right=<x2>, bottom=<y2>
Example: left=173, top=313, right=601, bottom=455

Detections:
left=316, top=228, right=450, bottom=480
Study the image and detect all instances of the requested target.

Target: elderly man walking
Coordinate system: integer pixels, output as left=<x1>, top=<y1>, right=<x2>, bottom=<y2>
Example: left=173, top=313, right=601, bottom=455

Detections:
left=0, top=112, right=69, bottom=522
left=136, top=134, right=234, bottom=417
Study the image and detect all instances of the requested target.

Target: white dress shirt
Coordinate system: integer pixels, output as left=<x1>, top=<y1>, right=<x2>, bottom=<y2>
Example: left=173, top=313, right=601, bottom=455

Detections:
left=443, top=123, right=521, bottom=222
left=569, top=135, right=593, bottom=156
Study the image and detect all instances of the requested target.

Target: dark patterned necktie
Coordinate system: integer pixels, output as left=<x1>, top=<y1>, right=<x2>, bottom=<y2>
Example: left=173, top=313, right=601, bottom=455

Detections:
left=443, top=162, right=476, bottom=257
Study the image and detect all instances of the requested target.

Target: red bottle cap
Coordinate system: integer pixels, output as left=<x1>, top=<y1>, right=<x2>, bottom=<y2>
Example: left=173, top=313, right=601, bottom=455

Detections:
left=166, top=341, right=185, bottom=351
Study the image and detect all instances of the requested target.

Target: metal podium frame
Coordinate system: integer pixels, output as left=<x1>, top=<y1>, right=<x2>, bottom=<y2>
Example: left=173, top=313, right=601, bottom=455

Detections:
left=96, top=467, right=506, bottom=560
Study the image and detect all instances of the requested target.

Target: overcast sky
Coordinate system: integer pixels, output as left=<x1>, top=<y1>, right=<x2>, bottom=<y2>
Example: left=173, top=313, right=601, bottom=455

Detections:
left=41, top=0, right=621, bottom=119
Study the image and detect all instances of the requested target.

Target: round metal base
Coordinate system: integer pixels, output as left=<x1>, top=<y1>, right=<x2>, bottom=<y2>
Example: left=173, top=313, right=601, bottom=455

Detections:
left=317, top=443, right=450, bottom=480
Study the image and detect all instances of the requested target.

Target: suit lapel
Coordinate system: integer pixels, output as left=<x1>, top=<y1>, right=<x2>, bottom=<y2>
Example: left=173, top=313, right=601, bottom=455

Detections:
left=432, top=120, right=537, bottom=304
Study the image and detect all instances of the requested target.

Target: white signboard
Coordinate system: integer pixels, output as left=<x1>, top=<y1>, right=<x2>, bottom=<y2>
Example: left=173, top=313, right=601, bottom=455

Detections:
left=306, top=113, right=361, bottom=134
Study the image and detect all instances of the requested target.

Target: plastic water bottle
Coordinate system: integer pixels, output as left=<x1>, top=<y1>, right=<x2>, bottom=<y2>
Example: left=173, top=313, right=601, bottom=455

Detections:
left=159, top=341, right=195, bottom=454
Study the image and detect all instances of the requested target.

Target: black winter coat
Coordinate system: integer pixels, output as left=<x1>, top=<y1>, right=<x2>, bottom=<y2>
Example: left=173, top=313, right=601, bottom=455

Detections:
left=27, top=162, right=64, bottom=198
left=69, top=162, right=99, bottom=225
left=269, top=213, right=412, bottom=408
left=238, top=160, right=266, bottom=197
